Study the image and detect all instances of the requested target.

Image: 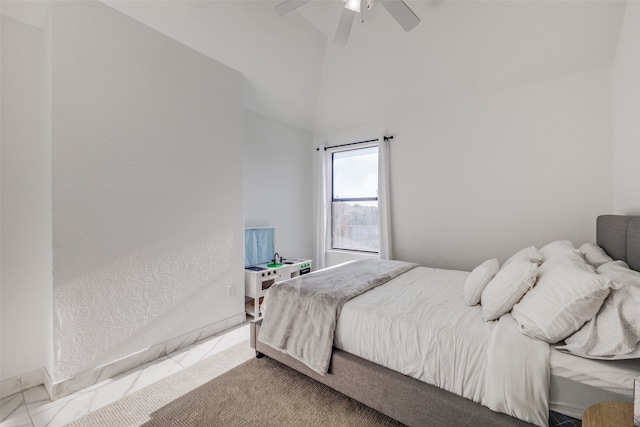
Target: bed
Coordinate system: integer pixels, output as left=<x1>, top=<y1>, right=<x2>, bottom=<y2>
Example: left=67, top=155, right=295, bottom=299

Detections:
left=250, top=215, right=640, bottom=426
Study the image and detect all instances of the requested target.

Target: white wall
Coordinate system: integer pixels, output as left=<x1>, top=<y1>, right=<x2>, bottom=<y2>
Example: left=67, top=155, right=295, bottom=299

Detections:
left=612, top=1, right=640, bottom=215
left=317, top=68, right=612, bottom=271
left=102, top=0, right=327, bottom=131
left=244, top=110, right=313, bottom=260
left=50, top=1, right=244, bottom=381
left=1, top=14, right=53, bottom=381
left=313, top=1, right=624, bottom=132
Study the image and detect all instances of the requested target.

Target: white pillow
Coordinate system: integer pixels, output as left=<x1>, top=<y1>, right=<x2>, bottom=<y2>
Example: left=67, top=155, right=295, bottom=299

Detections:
left=557, top=284, right=640, bottom=359
left=464, top=259, right=500, bottom=306
left=538, top=251, right=592, bottom=277
left=539, top=240, right=579, bottom=260
left=579, top=243, right=613, bottom=268
left=481, top=260, right=538, bottom=321
left=511, top=262, right=613, bottom=343
left=503, top=246, right=543, bottom=267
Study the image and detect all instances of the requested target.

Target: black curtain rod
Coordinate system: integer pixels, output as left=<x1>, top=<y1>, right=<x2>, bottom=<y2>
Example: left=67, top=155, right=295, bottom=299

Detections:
left=316, top=135, right=394, bottom=151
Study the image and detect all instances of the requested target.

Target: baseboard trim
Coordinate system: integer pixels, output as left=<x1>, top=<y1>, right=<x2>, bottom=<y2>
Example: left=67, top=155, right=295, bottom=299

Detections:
left=0, top=367, right=46, bottom=399
left=0, top=312, right=245, bottom=401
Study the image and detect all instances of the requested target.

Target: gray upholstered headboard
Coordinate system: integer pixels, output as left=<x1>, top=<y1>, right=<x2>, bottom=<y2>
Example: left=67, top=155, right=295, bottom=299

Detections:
left=596, top=215, right=640, bottom=272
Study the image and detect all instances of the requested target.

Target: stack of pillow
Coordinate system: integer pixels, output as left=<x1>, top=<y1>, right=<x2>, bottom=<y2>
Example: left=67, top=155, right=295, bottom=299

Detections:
left=557, top=243, right=640, bottom=359
left=463, top=240, right=640, bottom=360
left=464, top=245, right=541, bottom=321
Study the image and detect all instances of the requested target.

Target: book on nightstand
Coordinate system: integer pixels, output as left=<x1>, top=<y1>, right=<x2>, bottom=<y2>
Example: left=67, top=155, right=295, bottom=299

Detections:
left=635, top=376, right=639, bottom=427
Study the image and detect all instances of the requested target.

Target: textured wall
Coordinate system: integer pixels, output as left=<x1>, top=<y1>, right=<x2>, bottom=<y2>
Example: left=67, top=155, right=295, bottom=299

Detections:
left=51, top=1, right=244, bottom=381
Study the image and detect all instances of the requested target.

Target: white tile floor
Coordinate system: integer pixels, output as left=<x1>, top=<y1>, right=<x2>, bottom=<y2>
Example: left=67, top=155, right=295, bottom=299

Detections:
left=0, top=323, right=250, bottom=427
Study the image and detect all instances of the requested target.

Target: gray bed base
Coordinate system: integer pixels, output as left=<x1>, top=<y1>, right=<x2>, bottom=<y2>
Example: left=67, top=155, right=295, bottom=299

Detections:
left=250, top=215, right=640, bottom=427
left=251, top=320, right=532, bottom=427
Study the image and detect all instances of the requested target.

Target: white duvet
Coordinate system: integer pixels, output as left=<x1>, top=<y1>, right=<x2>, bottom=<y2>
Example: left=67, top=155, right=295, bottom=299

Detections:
left=334, top=266, right=550, bottom=426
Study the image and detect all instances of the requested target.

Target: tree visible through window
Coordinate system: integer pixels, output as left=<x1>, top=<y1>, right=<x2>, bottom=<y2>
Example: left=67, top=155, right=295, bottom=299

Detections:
left=331, top=146, right=379, bottom=253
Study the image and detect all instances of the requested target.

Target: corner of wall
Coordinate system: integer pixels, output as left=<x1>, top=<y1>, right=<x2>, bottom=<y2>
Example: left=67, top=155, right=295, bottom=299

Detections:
left=612, top=1, right=640, bottom=214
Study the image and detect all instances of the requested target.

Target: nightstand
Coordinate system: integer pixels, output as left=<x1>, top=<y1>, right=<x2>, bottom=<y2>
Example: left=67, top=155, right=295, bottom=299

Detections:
left=582, top=402, right=634, bottom=427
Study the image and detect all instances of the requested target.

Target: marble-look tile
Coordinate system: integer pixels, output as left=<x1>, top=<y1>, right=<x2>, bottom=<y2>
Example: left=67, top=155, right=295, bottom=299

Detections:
left=198, top=320, right=234, bottom=341
left=50, top=371, right=102, bottom=401
left=165, top=314, right=246, bottom=356
left=42, top=372, right=52, bottom=403
left=22, top=387, right=50, bottom=409
left=0, top=415, right=33, bottom=427
left=165, top=328, right=202, bottom=355
left=0, top=392, right=33, bottom=427
left=49, top=316, right=246, bottom=400
left=169, top=333, right=222, bottom=368
left=96, top=344, right=164, bottom=385
left=20, top=371, right=43, bottom=392
left=52, top=340, right=172, bottom=400
left=169, top=324, right=249, bottom=368
left=10, top=321, right=248, bottom=427
left=28, top=390, right=95, bottom=427
left=0, top=379, right=21, bottom=400
left=137, top=342, right=168, bottom=367
left=0, top=416, right=33, bottom=427
left=27, top=357, right=182, bottom=427
left=85, top=356, right=183, bottom=411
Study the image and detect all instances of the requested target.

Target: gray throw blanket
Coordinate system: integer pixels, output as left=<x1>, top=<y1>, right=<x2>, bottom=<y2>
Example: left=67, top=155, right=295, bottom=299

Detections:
left=258, top=259, right=418, bottom=375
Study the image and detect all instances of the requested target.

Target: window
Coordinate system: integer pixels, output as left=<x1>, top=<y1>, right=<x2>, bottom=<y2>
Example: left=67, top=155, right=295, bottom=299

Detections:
left=331, top=145, right=379, bottom=253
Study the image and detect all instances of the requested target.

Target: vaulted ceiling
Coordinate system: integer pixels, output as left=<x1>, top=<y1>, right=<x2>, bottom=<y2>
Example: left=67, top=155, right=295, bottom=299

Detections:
left=2, top=0, right=628, bottom=132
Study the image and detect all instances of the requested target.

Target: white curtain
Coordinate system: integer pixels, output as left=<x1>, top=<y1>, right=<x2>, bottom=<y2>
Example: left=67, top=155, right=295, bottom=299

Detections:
left=378, top=138, right=393, bottom=260
left=314, top=146, right=330, bottom=270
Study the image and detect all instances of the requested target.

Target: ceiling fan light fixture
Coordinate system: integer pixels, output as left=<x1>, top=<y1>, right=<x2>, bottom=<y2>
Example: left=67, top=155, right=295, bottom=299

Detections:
left=275, top=0, right=420, bottom=46
left=344, top=0, right=361, bottom=13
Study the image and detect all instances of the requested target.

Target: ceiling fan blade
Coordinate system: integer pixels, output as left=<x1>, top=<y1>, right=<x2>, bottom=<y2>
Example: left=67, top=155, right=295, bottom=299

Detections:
left=274, top=0, right=312, bottom=16
left=334, top=8, right=356, bottom=46
left=380, top=0, right=420, bottom=32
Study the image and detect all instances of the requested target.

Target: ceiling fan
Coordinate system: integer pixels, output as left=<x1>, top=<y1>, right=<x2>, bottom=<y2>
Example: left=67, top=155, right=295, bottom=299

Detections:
left=274, top=0, right=420, bottom=46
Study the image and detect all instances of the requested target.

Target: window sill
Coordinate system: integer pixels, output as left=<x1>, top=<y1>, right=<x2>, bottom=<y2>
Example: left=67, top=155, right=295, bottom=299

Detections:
left=325, top=249, right=378, bottom=267
left=327, top=249, right=378, bottom=257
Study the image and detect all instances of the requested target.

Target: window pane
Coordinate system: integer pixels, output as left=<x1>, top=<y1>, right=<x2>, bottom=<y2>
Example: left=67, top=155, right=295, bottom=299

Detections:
left=332, top=201, right=379, bottom=252
left=333, top=147, right=378, bottom=199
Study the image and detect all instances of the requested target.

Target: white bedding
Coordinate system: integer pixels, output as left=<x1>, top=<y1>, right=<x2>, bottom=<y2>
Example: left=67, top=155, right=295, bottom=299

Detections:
left=335, top=266, right=550, bottom=426
left=259, top=259, right=417, bottom=375
left=549, top=348, right=640, bottom=418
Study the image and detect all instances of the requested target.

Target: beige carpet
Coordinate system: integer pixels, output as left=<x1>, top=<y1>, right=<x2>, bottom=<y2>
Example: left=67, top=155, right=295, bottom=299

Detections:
left=68, top=341, right=403, bottom=426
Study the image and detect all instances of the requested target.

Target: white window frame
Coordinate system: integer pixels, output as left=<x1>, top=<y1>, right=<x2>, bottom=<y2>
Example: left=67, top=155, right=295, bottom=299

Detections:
left=327, top=142, right=379, bottom=254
